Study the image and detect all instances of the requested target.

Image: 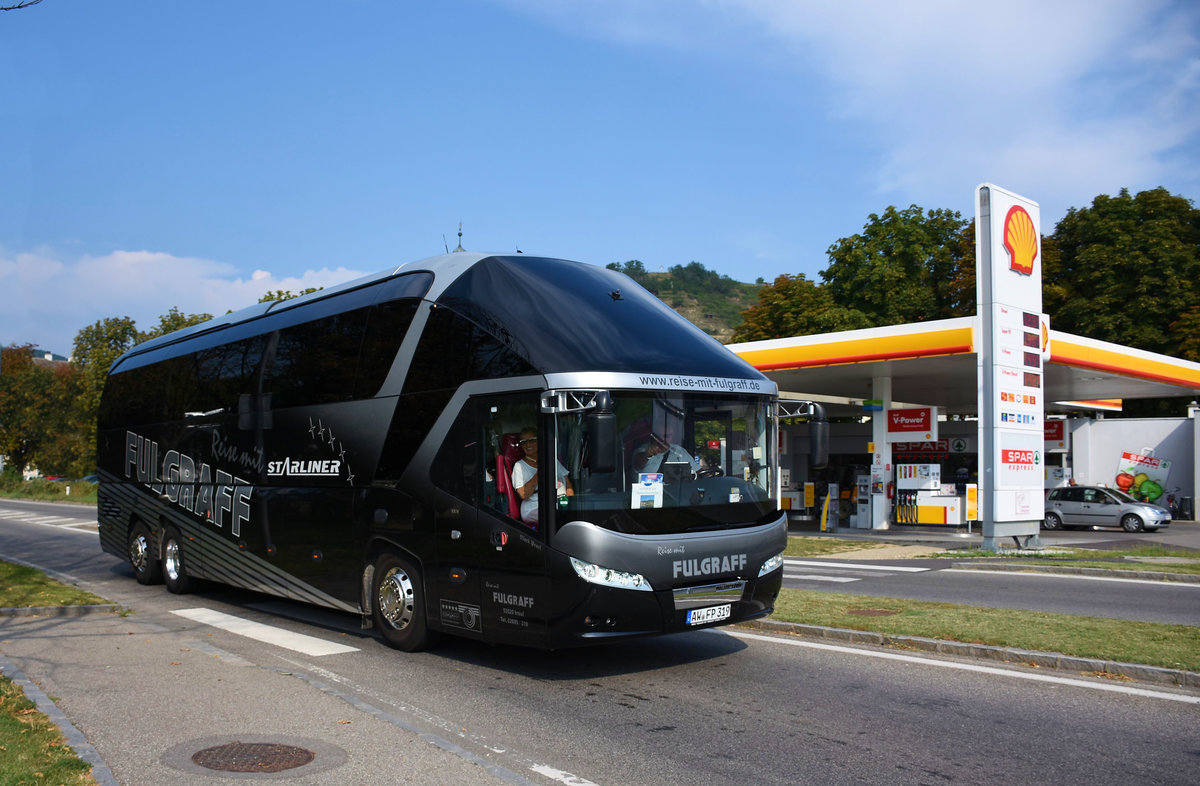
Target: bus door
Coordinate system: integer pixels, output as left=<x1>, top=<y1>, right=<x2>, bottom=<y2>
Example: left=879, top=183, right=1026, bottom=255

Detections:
left=428, top=394, right=548, bottom=643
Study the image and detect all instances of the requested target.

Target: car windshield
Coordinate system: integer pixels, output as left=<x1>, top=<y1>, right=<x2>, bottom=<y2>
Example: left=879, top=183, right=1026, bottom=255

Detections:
left=1107, top=488, right=1142, bottom=504
left=550, top=391, right=776, bottom=535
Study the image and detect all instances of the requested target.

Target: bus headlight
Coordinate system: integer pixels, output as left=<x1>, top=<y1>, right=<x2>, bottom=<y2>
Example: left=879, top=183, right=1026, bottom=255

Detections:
left=570, top=557, right=653, bottom=592
left=757, top=551, right=785, bottom=577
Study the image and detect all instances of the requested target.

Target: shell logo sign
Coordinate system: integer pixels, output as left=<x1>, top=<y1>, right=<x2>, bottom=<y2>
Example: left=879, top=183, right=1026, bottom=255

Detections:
left=1003, top=205, right=1038, bottom=276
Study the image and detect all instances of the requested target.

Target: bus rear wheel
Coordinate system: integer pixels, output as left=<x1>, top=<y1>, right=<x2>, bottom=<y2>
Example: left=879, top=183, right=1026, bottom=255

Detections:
left=372, top=553, right=431, bottom=652
left=127, top=521, right=162, bottom=585
left=162, top=528, right=195, bottom=594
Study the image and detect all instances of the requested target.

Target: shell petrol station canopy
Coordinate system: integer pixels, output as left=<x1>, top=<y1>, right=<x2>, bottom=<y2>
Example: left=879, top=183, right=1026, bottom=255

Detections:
left=729, top=317, right=1200, bottom=419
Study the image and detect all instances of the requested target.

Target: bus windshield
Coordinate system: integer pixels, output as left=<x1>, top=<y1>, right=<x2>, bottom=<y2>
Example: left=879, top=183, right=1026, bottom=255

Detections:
left=551, top=391, right=775, bottom=535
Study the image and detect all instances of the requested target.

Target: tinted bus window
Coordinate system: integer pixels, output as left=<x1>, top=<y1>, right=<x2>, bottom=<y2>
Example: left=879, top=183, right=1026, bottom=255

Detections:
left=191, top=335, right=269, bottom=413
left=402, top=307, right=536, bottom=394
left=354, top=299, right=420, bottom=399
left=436, top=256, right=753, bottom=377
left=264, top=309, right=369, bottom=408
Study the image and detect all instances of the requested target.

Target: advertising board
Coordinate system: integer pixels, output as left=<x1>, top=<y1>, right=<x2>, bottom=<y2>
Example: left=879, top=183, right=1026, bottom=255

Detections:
left=977, top=184, right=1047, bottom=543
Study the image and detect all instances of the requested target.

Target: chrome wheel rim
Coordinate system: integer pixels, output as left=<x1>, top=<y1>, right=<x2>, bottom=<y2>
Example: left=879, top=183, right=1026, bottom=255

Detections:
left=129, top=533, right=151, bottom=574
left=164, top=539, right=183, bottom=582
left=378, top=568, right=415, bottom=631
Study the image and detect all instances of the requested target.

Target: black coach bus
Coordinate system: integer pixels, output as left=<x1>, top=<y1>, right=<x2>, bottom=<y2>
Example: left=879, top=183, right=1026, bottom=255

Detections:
left=97, top=253, right=827, bottom=650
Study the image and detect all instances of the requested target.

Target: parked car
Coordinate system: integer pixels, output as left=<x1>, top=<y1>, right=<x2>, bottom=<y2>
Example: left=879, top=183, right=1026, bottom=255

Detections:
left=1044, top=485, right=1171, bottom=532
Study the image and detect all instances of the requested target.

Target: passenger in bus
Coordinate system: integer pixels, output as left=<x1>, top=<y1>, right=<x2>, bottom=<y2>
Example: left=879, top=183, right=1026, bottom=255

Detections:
left=510, top=429, right=572, bottom=525
left=633, top=432, right=697, bottom=474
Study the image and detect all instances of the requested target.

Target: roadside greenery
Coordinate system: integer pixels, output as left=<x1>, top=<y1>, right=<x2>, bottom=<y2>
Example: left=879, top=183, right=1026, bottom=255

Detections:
left=771, top=589, right=1200, bottom=672
left=0, top=473, right=97, bottom=504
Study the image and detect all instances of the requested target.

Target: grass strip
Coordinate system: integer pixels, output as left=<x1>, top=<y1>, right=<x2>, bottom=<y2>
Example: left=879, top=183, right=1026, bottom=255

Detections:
left=772, top=589, right=1200, bottom=672
left=0, top=561, right=109, bottom=609
left=0, top=675, right=96, bottom=785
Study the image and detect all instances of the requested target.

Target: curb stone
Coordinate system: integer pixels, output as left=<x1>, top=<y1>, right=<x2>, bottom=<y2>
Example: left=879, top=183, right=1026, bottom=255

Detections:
left=0, top=604, right=122, bottom=618
left=740, top=618, right=1200, bottom=689
left=0, top=652, right=119, bottom=786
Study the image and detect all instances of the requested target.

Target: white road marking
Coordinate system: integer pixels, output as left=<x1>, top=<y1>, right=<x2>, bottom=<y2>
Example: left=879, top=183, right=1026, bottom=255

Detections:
left=785, top=559, right=930, bottom=573
left=783, top=573, right=861, bottom=583
left=944, top=568, right=1200, bottom=588
left=0, top=512, right=97, bottom=533
left=170, top=608, right=359, bottom=656
left=718, top=629, right=1200, bottom=705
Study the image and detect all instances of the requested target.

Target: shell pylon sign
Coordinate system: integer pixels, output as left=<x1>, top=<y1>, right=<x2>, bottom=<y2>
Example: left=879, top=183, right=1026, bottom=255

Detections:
left=976, top=183, right=1047, bottom=550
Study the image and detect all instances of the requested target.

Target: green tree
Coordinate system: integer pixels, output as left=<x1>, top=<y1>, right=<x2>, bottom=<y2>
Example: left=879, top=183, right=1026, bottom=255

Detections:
left=0, top=345, right=50, bottom=475
left=668, top=261, right=738, bottom=296
left=71, top=316, right=140, bottom=414
left=606, top=260, right=653, bottom=292
left=732, top=274, right=872, bottom=341
left=1045, top=187, right=1200, bottom=356
left=32, top=362, right=92, bottom=477
left=821, top=205, right=972, bottom=325
left=1170, top=305, right=1200, bottom=362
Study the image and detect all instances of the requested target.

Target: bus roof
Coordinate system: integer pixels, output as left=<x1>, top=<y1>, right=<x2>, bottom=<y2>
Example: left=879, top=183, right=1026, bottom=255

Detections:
left=109, top=253, right=770, bottom=388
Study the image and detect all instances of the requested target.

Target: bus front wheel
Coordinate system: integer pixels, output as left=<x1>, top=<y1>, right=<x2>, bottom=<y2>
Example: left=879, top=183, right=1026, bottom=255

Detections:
left=162, top=528, right=195, bottom=594
left=372, top=552, right=431, bottom=652
left=127, top=521, right=162, bottom=585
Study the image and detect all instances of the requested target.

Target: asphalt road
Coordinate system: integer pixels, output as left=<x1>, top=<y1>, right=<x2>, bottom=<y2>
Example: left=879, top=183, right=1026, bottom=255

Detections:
left=2, top=500, right=1199, bottom=785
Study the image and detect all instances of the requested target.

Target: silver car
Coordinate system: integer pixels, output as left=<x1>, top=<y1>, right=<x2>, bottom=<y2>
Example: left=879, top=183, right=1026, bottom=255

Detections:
left=1044, top=486, right=1171, bottom=532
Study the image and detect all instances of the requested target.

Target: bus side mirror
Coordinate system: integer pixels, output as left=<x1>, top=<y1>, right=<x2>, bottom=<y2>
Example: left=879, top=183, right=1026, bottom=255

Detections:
left=809, top=403, right=828, bottom=470
left=586, top=391, right=617, bottom=474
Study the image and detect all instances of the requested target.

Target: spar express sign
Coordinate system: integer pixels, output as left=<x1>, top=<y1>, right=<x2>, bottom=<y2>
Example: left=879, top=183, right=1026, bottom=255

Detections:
left=886, top=407, right=938, bottom=442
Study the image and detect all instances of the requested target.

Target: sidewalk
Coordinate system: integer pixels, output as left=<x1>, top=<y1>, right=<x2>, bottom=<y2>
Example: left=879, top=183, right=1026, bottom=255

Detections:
left=0, top=608, right=525, bottom=785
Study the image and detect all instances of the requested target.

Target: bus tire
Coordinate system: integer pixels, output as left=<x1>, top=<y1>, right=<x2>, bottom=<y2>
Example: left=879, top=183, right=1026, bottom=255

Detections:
left=127, top=521, right=162, bottom=585
left=161, top=527, right=195, bottom=594
left=372, top=552, right=431, bottom=652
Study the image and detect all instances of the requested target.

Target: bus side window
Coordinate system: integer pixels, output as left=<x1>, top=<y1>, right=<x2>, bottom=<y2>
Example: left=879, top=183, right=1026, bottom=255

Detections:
left=402, top=308, right=536, bottom=395
left=265, top=310, right=369, bottom=408
left=355, top=299, right=420, bottom=399
left=429, top=403, right=480, bottom=507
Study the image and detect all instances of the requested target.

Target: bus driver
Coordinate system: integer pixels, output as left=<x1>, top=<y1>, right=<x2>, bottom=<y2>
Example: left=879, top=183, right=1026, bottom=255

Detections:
left=510, top=429, right=572, bottom=526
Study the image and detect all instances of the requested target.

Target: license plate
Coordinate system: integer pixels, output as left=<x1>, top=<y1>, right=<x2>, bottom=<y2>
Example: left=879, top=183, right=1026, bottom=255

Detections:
left=686, top=604, right=732, bottom=626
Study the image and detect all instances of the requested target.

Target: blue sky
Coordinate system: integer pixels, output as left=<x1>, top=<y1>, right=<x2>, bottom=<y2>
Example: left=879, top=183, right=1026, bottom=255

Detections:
left=3, top=0, right=1198, bottom=356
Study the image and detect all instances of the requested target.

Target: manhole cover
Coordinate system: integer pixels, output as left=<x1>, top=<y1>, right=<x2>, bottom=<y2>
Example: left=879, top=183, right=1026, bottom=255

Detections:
left=192, top=741, right=316, bottom=773
left=847, top=608, right=898, bottom=617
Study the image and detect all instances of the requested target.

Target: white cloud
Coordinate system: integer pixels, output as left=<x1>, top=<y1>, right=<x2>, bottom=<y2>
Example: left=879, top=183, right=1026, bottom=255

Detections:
left=0, top=248, right=367, bottom=357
